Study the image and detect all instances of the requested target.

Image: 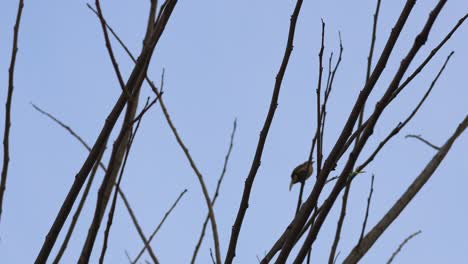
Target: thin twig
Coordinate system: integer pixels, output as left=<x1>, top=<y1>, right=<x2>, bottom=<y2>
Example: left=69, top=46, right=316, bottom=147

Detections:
left=210, top=248, right=216, bottom=264
left=92, top=1, right=127, bottom=93
left=306, top=21, right=326, bottom=263
left=405, top=134, right=440, bottom=150
left=359, top=0, right=382, bottom=140
left=191, top=119, right=237, bottom=264
left=386, top=230, right=422, bottom=264
left=132, top=189, right=188, bottom=264
left=0, top=0, right=24, bottom=223
left=295, top=182, right=305, bottom=215
left=328, top=181, right=351, bottom=264
left=358, top=174, right=375, bottom=244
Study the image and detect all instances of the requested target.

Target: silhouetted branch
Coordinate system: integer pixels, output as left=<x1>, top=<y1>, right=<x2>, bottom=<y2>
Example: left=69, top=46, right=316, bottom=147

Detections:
left=386, top=230, right=422, bottom=264
left=358, top=174, right=375, bottom=244
left=405, top=134, right=440, bottom=150
left=225, top=1, right=305, bottom=263
left=191, top=119, right=237, bottom=264
left=31, top=103, right=160, bottom=263
left=275, top=1, right=420, bottom=262
left=328, top=181, right=351, bottom=264
left=343, top=116, right=467, bottom=263
left=289, top=2, right=447, bottom=262
left=35, top=1, right=178, bottom=261
left=0, top=0, right=24, bottom=223
left=91, top=1, right=127, bottom=93
left=132, top=189, right=188, bottom=263
left=356, top=51, right=453, bottom=172
left=99, top=101, right=152, bottom=264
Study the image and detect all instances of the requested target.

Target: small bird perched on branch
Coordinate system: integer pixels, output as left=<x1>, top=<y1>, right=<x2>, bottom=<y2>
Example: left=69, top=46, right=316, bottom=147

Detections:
left=290, top=160, right=314, bottom=191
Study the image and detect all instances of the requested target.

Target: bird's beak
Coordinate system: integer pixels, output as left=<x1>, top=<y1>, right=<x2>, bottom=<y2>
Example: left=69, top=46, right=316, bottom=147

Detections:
left=289, top=180, right=294, bottom=191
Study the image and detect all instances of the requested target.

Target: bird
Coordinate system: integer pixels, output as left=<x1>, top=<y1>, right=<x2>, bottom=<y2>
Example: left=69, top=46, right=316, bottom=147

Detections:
left=290, top=160, right=314, bottom=191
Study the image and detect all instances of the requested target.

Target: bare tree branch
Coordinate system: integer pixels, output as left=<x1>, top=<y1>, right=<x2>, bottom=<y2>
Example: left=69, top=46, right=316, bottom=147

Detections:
left=88, top=6, right=223, bottom=262
left=356, top=51, right=453, bottom=173
left=31, top=103, right=161, bottom=263
left=52, top=149, right=106, bottom=264
left=328, top=180, right=351, bottom=264
left=275, top=1, right=420, bottom=262
left=358, top=174, right=375, bottom=244
left=340, top=13, right=466, bottom=165
left=35, top=1, right=178, bottom=261
left=132, top=189, right=188, bottom=264
left=99, top=102, right=152, bottom=264
left=289, top=2, right=447, bottom=262
left=0, top=0, right=24, bottom=223
left=225, top=1, right=305, bottom=262
left=343, top=116, right=467, bottom=263
left=386, top=230, right=422, bottom=264
left=92, top=1, right=127, bottom=93
left=191, top=119, right=237, bottom=264
left=405, top=134, right=440, bottom=150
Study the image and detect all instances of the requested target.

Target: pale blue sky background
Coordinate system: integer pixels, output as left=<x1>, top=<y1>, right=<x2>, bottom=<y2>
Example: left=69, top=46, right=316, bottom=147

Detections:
left=0, top=0, right=467, bottom=263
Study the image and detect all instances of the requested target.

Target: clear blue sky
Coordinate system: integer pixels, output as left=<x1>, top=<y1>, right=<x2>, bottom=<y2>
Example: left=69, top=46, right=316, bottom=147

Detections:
left=0, top=0, right=467, bottom=263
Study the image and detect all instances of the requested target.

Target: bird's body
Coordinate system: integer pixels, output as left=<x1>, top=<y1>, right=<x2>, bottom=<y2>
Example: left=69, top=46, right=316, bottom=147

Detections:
left=290, top=161, right=314, bottom=190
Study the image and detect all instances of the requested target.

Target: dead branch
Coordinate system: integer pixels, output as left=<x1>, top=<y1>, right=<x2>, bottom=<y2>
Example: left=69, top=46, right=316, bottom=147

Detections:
left=52, top=148, right=106, bottom=264
left=0, top=0, right=24, bottom=223
left=358, top=174, right=375, bottom=244
left=274, top=1, right=420, bottom=262
left=31, top=103, right=161, bottom=263
left=288, top=2, right=447, bottom=262
left=132, top=189, right=188, bottom=263
left=405, top=134, right=440, bottom=150
left=99, top=102, right=150, bottom=263
left=386, top=230, right=422, bottom=264
left=225, top=1, right=305, bottom=262
left=191, top=119, right=237, bottom=264
left=35, top=1, right=178, bottom=261
left=343, top=116, right=467, bottom=263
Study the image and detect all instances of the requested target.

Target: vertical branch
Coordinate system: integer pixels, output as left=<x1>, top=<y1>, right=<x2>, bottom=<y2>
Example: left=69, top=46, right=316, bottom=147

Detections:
left=306, top=20, right=325, bottom=263
left=360, top=0, right=382, bottom=132
left=330, top=1, right=380, bottom=256
left=358, top=174, right=375, bottom=243
left=224, top=1, right=305, bottom=263
left=99, top=105, right=150, bottom=264
left=315, top=20, right=326, bottom=176
left=191, top=119, right=237, bottom=264
left=295, top=182, right=305, bottom=215
left=328, top=180, right=351, bottom=264
left=0, top=0, right=24, bottom=223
